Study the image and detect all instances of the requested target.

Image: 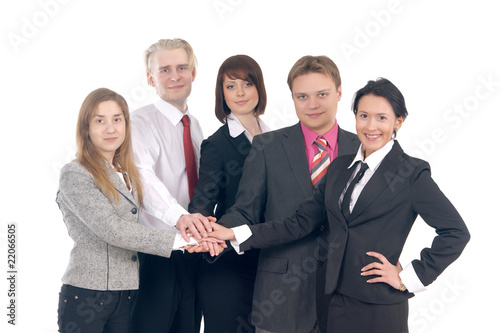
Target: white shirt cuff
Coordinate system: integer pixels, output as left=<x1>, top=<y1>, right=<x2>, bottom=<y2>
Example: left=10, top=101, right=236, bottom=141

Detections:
left=172, top=232, right=198, bottom=252
left=400, top=262, right=426, bottom=293
left=166, top=206, right=189, bottom=228
left=230, top=225, right=252, bottom=255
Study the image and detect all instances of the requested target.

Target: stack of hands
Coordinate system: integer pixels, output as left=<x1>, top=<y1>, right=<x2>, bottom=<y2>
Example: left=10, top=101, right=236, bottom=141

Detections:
left=176, top=214, right=233, bottom=256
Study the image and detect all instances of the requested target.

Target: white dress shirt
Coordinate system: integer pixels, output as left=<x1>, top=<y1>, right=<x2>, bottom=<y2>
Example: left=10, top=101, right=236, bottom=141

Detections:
left=131, top=98, right=204, bottom=231
left=233, top=140, right=425, bottom=293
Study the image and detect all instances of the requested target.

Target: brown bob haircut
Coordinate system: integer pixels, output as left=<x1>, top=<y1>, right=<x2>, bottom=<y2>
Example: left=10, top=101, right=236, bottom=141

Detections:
left=215, top=55, right=267, bottom=123
left=287, top=55, right=342, bottom=92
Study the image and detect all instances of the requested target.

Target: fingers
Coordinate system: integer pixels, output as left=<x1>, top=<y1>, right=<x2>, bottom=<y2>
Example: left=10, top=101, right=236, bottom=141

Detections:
left=177, top=214, right=217, bottom=241
left=365, top=251, right=389, bottom=264
left=207, top=224, right=235, bottom=241
left=178, top=221, right=191, bottom=242
left=360, top=262, right=383, bottom=274
left=361, top=251, right=401, bottom=289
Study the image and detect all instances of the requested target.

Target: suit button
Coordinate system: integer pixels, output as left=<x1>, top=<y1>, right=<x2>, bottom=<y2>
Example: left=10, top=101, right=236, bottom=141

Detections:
left=317, top=261, right=323, bottom=267
left=131, top=208, right=138, bottom=214
left=131, top=255, right=138, bottom=262
left=320, top=225, right=325, bottom=232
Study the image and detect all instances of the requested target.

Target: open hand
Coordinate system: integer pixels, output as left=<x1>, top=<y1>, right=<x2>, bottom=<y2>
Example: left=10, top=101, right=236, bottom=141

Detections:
left=176, top=214, right=217, bottom=242
left=360, top=251, right=402, bottom=290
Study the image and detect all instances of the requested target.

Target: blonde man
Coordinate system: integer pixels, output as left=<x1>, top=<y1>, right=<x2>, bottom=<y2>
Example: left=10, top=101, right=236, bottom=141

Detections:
left=130, top=38, right=211, bottom=333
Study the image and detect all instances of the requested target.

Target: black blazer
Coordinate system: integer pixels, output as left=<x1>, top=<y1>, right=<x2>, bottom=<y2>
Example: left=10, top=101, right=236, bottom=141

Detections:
left=218, top=122, right=359, bottom=332
left=241, top=141, right=470, bottom=305
left=189, top=123, right=251, bottom=219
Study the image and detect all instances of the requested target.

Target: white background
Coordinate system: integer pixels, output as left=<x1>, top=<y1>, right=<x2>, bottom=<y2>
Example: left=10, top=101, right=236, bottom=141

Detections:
left=1, top=0, right=498, bottom=332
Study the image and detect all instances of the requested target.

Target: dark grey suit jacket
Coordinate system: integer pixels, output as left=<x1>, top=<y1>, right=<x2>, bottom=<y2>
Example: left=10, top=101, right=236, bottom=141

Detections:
left=217, top=122, right=359, bottom=332
left=240, top=141, right=470, bottom=306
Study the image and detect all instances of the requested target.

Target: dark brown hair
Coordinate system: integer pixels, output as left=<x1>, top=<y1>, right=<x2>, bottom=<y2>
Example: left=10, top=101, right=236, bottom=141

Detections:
left=215, top=55, right=267, bottom=123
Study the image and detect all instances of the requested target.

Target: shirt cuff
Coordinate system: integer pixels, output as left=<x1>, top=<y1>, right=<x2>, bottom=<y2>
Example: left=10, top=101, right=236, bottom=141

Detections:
left=172, top=232, right=198, bottom=252
left=230, top=225, right=252, bottom=255
left=400, top=262, right=426, bottom=293
left=165, top=205, right=189, bottom=228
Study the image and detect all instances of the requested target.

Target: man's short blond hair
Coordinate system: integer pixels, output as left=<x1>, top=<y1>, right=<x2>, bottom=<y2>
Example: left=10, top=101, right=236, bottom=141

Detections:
left=144, top=38, right=198, bottom=74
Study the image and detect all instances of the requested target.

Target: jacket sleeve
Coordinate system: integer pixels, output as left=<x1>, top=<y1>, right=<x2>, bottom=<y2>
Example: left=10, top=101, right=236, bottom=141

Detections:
left=240, top=173, right=327, bottom=251
left=188, top=138, right=223, bottom=216
left=410, top=162, right=470, bottom=286
left=57, top=163, right=176, bottom=258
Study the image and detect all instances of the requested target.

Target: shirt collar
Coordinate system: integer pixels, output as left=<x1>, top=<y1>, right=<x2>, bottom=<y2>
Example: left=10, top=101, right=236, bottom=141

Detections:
left=153, top=98, right=191, bottom=126
left=226, top=113, right=270, bottom=143
left=300, top=120, right=339, bottom=149
left=349, top=139, right=395, bottom=171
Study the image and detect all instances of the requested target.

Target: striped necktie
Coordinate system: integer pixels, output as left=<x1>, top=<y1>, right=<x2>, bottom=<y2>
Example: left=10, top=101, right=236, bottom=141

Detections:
left=311, top=137, right=330, bottom=188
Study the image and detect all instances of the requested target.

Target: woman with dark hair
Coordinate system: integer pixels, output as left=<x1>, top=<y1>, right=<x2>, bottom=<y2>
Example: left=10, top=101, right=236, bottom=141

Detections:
left=188, top=55, right=270, bottom=332
left=207, top=78, right=470, bottom=333
left=56, top=88, right=221, bottom=332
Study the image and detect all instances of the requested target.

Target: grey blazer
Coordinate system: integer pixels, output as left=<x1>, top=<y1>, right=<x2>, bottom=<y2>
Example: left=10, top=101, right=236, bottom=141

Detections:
left=56, top=160, right=176, bottom=291
left=217, top=123, right=359, bottom=332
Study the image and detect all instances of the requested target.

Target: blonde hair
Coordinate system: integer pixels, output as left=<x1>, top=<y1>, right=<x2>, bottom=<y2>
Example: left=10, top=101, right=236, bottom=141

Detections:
left=144, top=38, right=198, bottom=77
left=76, top=88, right=143, bottom=205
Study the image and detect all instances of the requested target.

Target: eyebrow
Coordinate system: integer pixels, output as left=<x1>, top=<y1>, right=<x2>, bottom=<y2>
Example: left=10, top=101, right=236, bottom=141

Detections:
left=93, top=113, right=123, bottom=117
left=293, top=88, right=332, bottom=96
left=158, top=64, right=189, bottom=70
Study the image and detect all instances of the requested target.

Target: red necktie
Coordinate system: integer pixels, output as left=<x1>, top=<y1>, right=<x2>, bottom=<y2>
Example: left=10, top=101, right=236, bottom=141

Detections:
left=181, top=115, right=198, bottom=200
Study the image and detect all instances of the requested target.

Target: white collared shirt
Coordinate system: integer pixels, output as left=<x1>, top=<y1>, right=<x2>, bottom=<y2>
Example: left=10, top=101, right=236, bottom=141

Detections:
left=131, top=98, right=204, bottom=231
left=226, top=113, right=271, bottom=143
left=339, top=140, right=395, bottom=213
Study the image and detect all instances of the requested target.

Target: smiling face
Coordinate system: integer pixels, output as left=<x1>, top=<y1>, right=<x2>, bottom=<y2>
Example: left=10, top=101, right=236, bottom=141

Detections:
left=88, top=100, right=126, bottom=164
left=291, top=72, right=341, bottom=135
left=222, top=75, right=259, bottom=117
left=355, top=94, right=404, bottom=158
left=147, top=48, right=196, bottom=112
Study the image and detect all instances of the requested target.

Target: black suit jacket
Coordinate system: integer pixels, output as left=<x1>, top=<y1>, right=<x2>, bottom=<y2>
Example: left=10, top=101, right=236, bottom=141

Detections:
left=189, top=123, right=251, bottom=219
left=218, top=122, right=359, bottom=332
left=241, top=141, right=470, bottom=305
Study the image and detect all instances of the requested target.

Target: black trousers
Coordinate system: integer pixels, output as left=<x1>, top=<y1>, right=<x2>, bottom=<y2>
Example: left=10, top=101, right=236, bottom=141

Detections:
left=129, top=251, right=201, bottom=333
left=57, top=284, right=137, bottom=333
left=197, top=249, right=259, bottom=333
left=326, top=291, right=409, bottom=333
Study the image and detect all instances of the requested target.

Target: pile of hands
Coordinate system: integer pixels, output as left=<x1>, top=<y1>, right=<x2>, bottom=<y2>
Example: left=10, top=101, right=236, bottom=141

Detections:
left=176, top=213, right=234, bottom=256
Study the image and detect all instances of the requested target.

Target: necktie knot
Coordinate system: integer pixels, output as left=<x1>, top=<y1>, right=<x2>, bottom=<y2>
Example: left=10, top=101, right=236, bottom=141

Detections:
left=181, top=115, right=190, bottom=128
left=357, top=162, right=369, bottom=178
left=314, top=137, right=328, bottom=151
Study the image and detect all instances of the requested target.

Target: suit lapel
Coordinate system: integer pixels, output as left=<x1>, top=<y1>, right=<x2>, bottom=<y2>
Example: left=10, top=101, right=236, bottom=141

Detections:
left=326, top=159, right=355, bottom=225
left=282, top=123, right=313, bottom=198
left=106, top=163, right=138, bottom=207
left=349, top=142, right=404, bottom=223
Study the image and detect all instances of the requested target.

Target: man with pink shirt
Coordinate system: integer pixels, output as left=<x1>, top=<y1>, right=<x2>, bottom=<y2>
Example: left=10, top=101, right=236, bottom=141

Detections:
left=214, top=56, right=359, bottom=333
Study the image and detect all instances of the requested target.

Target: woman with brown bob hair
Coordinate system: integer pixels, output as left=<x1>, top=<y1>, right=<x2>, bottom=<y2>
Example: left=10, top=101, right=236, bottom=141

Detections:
left=188, top=55, right=270, bottom=332
left=56, top=88, right=214, bottom=332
